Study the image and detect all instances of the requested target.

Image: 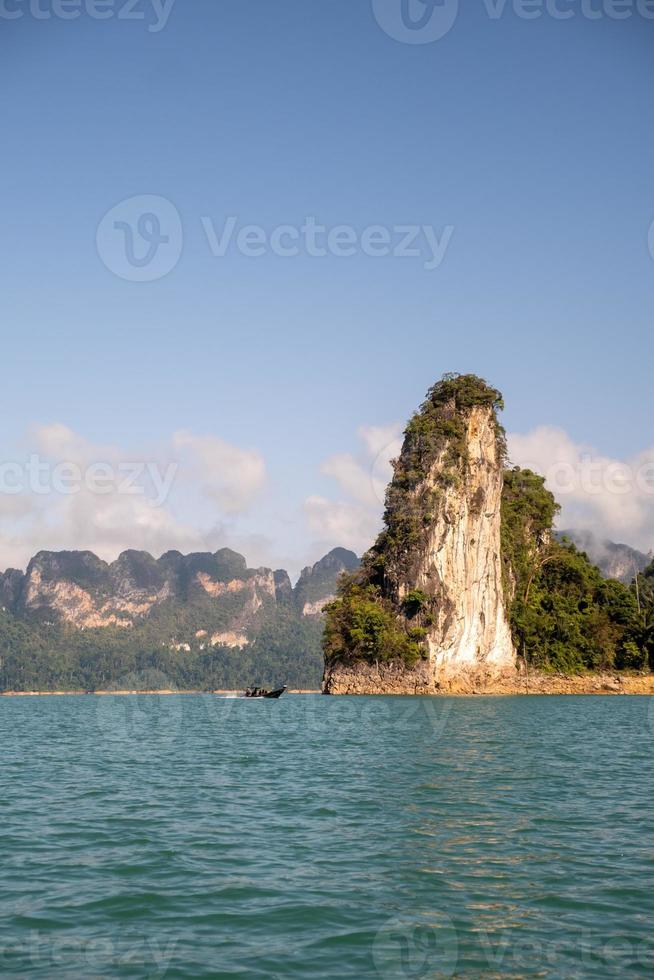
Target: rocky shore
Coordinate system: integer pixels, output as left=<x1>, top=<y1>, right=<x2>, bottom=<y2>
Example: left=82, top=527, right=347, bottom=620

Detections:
left=322, top=662, right=654, bottom=695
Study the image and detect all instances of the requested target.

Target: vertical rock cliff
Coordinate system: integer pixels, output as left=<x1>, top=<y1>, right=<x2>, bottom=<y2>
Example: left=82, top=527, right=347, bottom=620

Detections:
left=322, top=374, right=518, bottom=694
left=410, top=402, right=515, bottom=683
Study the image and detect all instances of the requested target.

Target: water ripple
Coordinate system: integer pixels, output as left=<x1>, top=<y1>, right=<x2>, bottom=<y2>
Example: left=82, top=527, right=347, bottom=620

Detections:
left=1, top=694, right=653, bottom=977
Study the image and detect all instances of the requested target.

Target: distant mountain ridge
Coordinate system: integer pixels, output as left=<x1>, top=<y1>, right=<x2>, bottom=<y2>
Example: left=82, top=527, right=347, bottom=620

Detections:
left=294, top=548, right=361, bottom=617
left=0, top=547, right=360, bottom=692
left=1, top=546, right=359, bottom=633
left=556, top=531, right=652, bottom=584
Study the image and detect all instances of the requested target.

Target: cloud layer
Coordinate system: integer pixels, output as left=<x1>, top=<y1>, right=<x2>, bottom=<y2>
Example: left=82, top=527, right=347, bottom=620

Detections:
left=507, top=427, right=654, bottom=551
left=0, top=424, right=267, bottom=571
left=304, top=423, right=402, bottom=556
left=306, top=422, right=654, bottom=558
left=2, top=417, right=653, bottom=575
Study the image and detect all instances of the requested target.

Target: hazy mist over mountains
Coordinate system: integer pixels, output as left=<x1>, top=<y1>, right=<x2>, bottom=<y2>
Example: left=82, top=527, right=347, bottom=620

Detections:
left=556, top=531, right=651, bottom=584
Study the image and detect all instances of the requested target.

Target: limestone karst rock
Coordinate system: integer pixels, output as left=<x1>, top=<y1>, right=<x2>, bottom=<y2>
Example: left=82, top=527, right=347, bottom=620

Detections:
left=322, top=374, right=518, bottom=693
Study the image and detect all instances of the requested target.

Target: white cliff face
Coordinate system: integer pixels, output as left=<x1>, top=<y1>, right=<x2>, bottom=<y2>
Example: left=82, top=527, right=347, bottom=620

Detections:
left=407, top=405, right=516, bottom=686
left=302, top=596, right=335, bottom=617
left=323, top=402, right=517, bottom=695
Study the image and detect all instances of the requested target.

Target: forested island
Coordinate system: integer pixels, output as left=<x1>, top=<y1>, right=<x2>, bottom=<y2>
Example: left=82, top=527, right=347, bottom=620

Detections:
left=323, top=374, right=654, bottom=694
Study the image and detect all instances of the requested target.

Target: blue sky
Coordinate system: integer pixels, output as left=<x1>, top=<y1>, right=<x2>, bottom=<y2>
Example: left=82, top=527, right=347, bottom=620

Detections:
left=2, top=1, right=654, bottom=575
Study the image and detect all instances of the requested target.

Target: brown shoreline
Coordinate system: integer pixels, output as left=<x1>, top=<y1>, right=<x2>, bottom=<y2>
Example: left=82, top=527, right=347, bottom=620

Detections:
left=449, top=672, right=654, bottom=696
left=322, top=667, right=654, bottom=696
left=2, top=677, right=654, bottom=696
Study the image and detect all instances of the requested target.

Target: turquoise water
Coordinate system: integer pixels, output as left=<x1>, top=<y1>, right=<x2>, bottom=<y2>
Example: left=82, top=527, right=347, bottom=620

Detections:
left=1, top=694, right=653, bottom=978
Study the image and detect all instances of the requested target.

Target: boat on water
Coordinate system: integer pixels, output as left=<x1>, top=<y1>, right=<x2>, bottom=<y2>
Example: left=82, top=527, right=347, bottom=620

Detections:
left=243, top=686, right=287, bottom=699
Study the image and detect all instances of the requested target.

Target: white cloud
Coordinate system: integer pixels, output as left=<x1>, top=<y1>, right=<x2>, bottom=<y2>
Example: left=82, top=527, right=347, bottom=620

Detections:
left=30, top=422, right=114, bottom=462
left=306, top=423, right=403, bottom=555
left=507, top=427, right=654, bottom=552
left=172, top=431, right=266, bottom=513
left=359, top=423, right=403, bottom=461
left=321, top=454, right=377, bottom=508
left=320, top=423, right=402, bottom=509
left=304, top=496, right=381, bottom=557
left=0, top=425, right=269, bottom=572
left=6, top=415, right=652, bottom=578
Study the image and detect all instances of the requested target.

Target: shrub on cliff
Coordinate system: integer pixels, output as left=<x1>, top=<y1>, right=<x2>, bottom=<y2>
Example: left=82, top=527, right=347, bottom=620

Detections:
left=365, top=373, right=506, bottom=591
left=322, top=578, right=426, bottom=668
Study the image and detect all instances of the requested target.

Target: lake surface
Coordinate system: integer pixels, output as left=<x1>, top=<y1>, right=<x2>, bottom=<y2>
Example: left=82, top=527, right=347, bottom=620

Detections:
left=1, top=694, right=653, bottom=978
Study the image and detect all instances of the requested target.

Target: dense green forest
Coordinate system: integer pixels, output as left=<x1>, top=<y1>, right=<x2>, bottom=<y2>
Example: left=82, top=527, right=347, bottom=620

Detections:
left=0, top=547, right=357, bottom=691
left=501, top=467, right=653, bottom=673
left=0, top=603, right=326, bottom=692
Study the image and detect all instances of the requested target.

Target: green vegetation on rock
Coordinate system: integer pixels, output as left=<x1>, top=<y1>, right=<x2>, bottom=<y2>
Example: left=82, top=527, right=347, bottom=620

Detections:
left=501, top=467, right=647, bottom=672
left=366, top=373, right=506, bottom=590
left=323, top=579, right=426, bottom=668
